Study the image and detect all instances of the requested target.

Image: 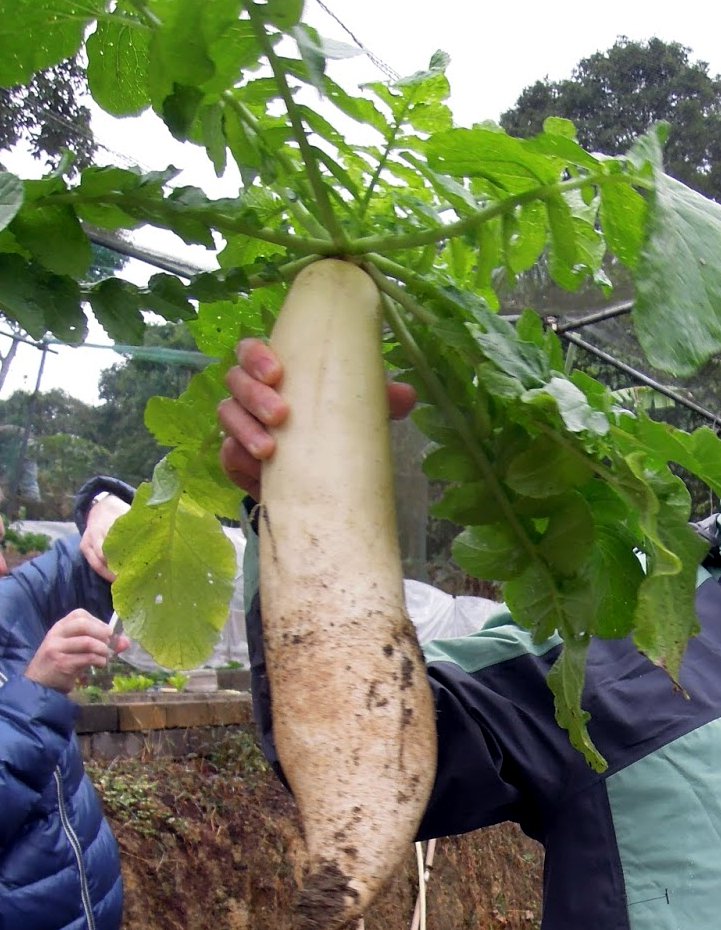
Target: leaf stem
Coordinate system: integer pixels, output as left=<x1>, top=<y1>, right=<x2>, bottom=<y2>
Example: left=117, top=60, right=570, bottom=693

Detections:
left=372, top=267, right=542, bottom=568
left=348, top=173, right=637, bottom=255
left=221, top=93, right=331, bottom=240
left=359, top=99, right=412, bottom=218
left=244, top=2, right=346, bottom=247
left=126, top=0, right=162, bottom=27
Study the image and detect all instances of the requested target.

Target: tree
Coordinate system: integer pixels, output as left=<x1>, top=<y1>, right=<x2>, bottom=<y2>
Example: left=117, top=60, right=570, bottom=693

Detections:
left=0, top=388, right=104, bottom=517
left=0, top=56, right=95, bottom=171
left=500, top=38, right=721, bottom=201
left=94, top=323, right=204, bottom=487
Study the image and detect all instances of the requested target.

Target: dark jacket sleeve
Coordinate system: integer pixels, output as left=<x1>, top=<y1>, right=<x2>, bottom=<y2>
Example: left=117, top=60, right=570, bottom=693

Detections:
left=0, top=675, right=77, bottom=846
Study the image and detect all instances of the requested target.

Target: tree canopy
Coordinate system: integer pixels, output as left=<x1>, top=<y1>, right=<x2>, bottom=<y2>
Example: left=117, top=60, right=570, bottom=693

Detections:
left=501, top=37, right=721, bottom=202
left=0, top=56, right=95, bottom=171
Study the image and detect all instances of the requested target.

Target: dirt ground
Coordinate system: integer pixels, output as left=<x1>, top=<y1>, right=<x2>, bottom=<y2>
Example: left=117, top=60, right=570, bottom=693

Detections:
left=87, top=728, right=544, bottom=930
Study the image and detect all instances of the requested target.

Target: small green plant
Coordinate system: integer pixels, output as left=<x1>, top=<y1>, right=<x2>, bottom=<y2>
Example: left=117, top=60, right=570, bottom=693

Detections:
left=3, top=524, right=50, bottom=555
left=88, top=767, right=174, bottom=838
left=110, top=673, right=155, bottom=694
left=74, top=684, right=104, bottom=704
left=165, top=672, right=189, bottom=691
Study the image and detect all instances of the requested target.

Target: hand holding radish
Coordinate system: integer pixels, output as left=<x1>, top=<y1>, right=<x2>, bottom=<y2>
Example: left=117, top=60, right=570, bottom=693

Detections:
left=219, top=337, right=417, bottom=500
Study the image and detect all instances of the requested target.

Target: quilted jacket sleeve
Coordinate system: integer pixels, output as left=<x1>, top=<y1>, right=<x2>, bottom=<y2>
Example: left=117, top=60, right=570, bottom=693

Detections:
left=0, top=675, right=77, bottom=847
left=0, top=535, right=113, bottom=846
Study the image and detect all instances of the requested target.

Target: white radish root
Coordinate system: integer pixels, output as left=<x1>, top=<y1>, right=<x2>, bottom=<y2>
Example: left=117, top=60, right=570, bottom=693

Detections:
left=259, top=258, right=438, bottom=929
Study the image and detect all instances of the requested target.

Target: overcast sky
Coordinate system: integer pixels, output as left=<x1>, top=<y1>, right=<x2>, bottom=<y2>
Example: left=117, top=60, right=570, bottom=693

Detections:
left=3, top=0, right=721, bottom=403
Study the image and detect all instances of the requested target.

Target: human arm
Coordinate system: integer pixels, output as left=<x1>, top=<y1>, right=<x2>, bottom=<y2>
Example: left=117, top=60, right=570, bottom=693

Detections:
left=0, top=674, right=80, bottom=844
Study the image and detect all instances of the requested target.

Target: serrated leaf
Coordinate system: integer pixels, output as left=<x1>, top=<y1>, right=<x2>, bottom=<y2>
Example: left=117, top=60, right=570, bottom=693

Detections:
left=470, top=316, right=548, bottom=387
left=599, top=180, right=646, bottom=270
left=292, top=24, right=326, bottom=95
left=547, top=640, right=607, bottom=773
left=143, top=273, right=195, bottom=321
left=199, top=103, right=227, bottom=176
left=89, top=278, right=146, bottom=343
left=0, top=253, right=85, bottom=341
left=427, top=127, right=559, bottom=193
left=431, top=481, right=503, bottom=525
left=145, top=364, right=226, bottom=447
left=104, top=480, right=236, bottom=669
left=632, top=513, right=707, bottom=680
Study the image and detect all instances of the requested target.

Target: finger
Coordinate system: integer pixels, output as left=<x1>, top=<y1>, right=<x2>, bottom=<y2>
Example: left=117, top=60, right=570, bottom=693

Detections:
left=224, top=367, right=289, bottom=428
left=57, top=635, right=113, bottom=658
left=54, top=612, right=113, bottom=643
left=388, top=381, right=417, bottom=420
left=220, top=435, right=262, bottom=499
left=218, top=398, right=277, bottom=459
left=237, top=338, right=283, bottom=385
left=79, top=539, right=116, bottom=582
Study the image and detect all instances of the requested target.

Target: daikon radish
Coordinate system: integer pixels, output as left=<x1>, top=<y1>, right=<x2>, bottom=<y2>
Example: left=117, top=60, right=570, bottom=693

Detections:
left=259, top=258, right=437, bottom=929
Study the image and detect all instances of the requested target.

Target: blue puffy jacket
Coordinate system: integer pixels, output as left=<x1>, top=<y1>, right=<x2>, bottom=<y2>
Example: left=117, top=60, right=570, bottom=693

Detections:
left=0, top=534, right=123, bottom=930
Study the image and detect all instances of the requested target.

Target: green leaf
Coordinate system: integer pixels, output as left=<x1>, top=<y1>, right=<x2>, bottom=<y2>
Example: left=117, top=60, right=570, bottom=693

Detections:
left=422, top=445, right=478, bottom=482
left=506, top=436, right=593, bottom=498
left=10, top=204, right=91, bottom=278
left=470, top=313, right=549, bottom=387
left=0, top=0, right=104, bottom=86
left=634, top=171, right=721, bottom=375
left=431, top=481, right=504, bottom=525
left=86, top=2, right=151, bottom=116
left=199, top=103, right=228, bottom=176
left=538, top=492, right=594, bottom=576
left=633, top=511, right=707, bottom=681
left=452, top=523, right=526, bottom=581
left=292, top=24, right=326, bottom=94
left=264, top=0, right=304, bottom=29
left=88, top=278, right=146, bottom=343
left=547, top=640, right=607, bottom=773
left=599, top=180, right=646, bottom=270
left=504, top=201, right=547, bottom=274
left=144, top=274, right=195, bottom=321
left=504, top=560, right=563, bottom=641
left=522, top=377, right=610, bottom=435
left=0, top=253, right=85, bottom=341
left=0, top=173, right=23, bottom=231
left=145, top=363, right=228, bottom=448
left=104, top=480, right=237, bottom=670
left=427, top=128, right=559, bottom=193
